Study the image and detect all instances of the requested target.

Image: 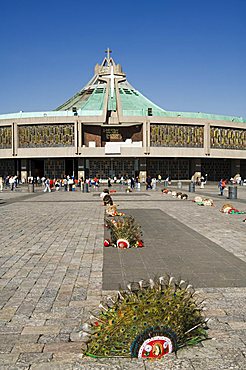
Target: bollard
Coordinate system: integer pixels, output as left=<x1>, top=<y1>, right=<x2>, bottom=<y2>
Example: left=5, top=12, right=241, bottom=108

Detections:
left=177, top=181, right=182, bottom=189
left=189, top=182, right=195, bottom=193
left=28, top=182, right=34, bottom=193
left=164, top=181, right=168, bottom=187
left=228, top=186, right=237, bottom=199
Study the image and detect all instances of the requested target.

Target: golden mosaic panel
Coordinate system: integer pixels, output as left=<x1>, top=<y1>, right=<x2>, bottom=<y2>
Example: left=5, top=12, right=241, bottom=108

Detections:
left=18, top=124, right=74, bottom=148
left=210, top=127, right=246, bottom=150
left=150, top=124, right=204, bottom=147
left=0, top=126, right=12, bottom=149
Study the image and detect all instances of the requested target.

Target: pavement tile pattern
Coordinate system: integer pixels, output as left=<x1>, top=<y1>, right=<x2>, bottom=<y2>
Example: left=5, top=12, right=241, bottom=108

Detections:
left=0, top=183, right=245, bottom=369
left=103, top=209, right=246, bottom=289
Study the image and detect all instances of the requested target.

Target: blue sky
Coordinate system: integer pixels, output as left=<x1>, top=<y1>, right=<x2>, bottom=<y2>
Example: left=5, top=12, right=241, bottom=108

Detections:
left=0, top=0, right=245, bottom=118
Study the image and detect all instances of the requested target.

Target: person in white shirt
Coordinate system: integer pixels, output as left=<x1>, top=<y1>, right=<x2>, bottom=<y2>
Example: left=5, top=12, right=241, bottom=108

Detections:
left=9, top=176, right=15, bottom=191
left=43, top=178, right=51, bottom=192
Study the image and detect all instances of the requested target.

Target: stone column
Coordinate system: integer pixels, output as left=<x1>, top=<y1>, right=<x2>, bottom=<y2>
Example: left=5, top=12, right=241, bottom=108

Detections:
left=143, top=121, right=146, bottom=148
left=16, top=159, right=21, bottom=177
left=12, top=122, right=18, bottom=156
left=139, top=158, right=147, bottom=183
left=231, top=159, right=240, bottom=177
left=21, top=159, right=27, bottom=183
left=78, top=121, right=82, bottom=148
left=143, top=119, right=150, bottom=154
left=78, top=158, right=85, bottom=180
left=74, top=121, right=78, bottom=153
left=204, top=123, right=210, bottom=156
left=190, top=158, right=201, bottom=179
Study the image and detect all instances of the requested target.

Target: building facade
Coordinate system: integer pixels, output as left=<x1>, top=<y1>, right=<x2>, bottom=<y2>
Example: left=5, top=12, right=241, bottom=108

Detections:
left=0, top=50, right=246, bottom=181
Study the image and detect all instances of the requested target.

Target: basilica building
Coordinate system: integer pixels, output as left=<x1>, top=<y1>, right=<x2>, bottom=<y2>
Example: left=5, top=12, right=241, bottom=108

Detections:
left=0, top=50, right=245, bottom=181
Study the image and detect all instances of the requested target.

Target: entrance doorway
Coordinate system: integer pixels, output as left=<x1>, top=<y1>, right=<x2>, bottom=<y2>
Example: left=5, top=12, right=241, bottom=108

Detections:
left=65, top=159, right=74, bottom=178
left=31, top=159, right=44, bottom=178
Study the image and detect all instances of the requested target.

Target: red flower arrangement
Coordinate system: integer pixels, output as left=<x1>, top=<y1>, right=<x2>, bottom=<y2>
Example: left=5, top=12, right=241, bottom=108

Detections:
left=104, top=239, right=111, bottom=247
left=117, top=239, right=130, bottom=249
left=136, top=240, right=144, bottom=247
left=105, top=215, right=144, bottom=249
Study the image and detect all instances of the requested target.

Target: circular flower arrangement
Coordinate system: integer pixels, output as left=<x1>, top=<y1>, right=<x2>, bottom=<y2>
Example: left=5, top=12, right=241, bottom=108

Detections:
left=105, top=215, right=144, bottom=249
left=131, top=327, right=176, bottom=359
left=81, top=276, right=208, bottom=359
left=117, top=239, right=130, bottom=249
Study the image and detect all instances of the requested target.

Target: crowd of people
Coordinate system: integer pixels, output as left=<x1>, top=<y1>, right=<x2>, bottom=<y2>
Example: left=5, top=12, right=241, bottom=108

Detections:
left=1, top=172, right=245, bottom=194
left=0, top=173, right=166, bottom=193
left=0, top=175, right=19, bottom=191
left=40, top=175, right=88, bottom=192
left=108, top=174, right=170, bottom=191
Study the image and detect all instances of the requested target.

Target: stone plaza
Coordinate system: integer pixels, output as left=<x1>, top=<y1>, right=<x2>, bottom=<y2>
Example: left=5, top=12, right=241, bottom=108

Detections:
left=0, top=183, right=246, bottom=369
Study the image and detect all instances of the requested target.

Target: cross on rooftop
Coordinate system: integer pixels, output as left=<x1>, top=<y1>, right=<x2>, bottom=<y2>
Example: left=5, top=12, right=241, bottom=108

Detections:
left=105, top=48, right=112, bottom=65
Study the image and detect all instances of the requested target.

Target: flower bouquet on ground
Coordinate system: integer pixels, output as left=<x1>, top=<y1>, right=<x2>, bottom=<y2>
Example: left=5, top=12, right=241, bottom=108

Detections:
left=105, top=204, right=125, bottom=217
left=161, top=188, right=169, bottom=194
left=193, top=196, right=213, bottom=206
left=220, top=203, right=246, bottom=214
left=105, top=215, right=143, bottom=248
left=81, top=275, right=208, bottom=359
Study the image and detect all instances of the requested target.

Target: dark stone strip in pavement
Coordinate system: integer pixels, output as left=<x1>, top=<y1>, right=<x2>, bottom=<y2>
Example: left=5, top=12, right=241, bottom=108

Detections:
left=14, top=199, right=187, bottom=203
left=0, top=192, right=44, bottom=207
left=103, top=209, right=246, bottom=290
left=92, top=193, right=151, bottom=197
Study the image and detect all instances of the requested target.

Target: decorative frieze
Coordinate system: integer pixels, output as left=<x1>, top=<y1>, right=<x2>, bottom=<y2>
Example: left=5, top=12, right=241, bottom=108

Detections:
left=150, top=124, right=204, bottom=147
left=210, top=127, right=246, bottom=150
left=18, top=124, right=74, bottom=148
left=0, top=126, right=12, bottom=149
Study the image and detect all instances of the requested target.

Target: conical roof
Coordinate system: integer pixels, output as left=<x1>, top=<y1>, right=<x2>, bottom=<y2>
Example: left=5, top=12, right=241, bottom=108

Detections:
left=55, top=49, right=167, bottom=117
left=55, top=50, right=245, bottom=123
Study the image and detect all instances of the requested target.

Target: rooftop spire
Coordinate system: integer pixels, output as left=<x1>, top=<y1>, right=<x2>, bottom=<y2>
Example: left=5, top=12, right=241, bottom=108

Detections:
left=105, top=48, right=112, bottom=66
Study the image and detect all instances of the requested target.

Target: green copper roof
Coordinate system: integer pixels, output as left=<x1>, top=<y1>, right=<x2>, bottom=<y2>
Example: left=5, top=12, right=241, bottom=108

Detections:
left=56, top=85, right=106, bottom=116
left=79, top=88, right=105, bottom=112
left=118, top=83, right=245, bottom=122
left=108, top=89, right=117, bottom=111
left=1, top=51, right=245, bottom=123
left=119, top=84, right=167, bottom=116
left=54, top=53, right=246, bottom=123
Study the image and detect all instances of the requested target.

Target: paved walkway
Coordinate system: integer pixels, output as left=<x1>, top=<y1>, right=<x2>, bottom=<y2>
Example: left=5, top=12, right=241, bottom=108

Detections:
left=103, top=208, right=246, bottom=289
left=0, top=183, right=245, bottom=369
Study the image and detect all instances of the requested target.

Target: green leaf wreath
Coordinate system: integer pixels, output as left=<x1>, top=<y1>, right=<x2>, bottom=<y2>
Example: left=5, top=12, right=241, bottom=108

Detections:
left=106, top=215, right=143, bottom=247
left=81, top=276, right=208, bottom=358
